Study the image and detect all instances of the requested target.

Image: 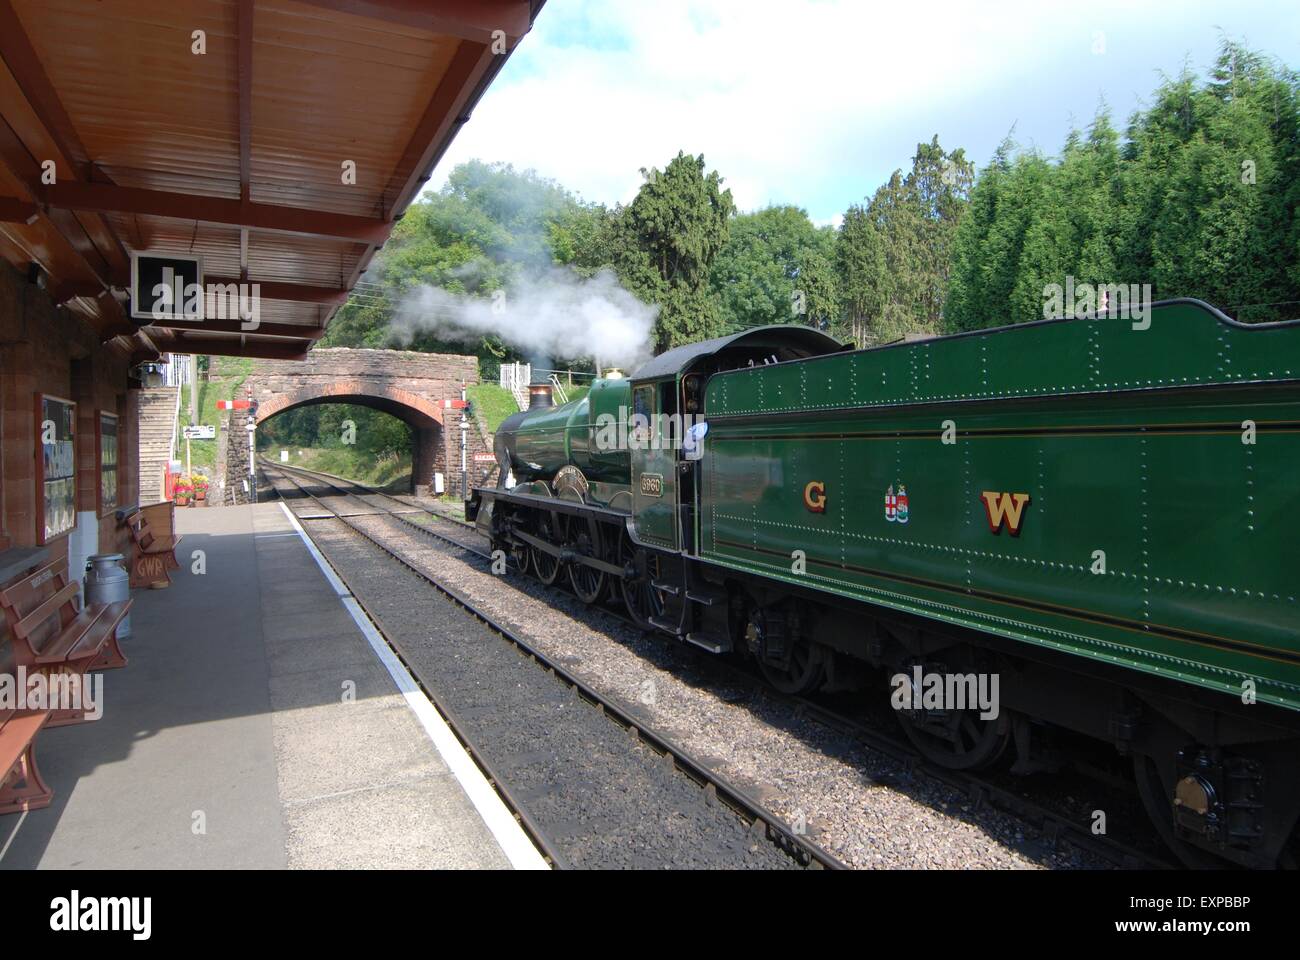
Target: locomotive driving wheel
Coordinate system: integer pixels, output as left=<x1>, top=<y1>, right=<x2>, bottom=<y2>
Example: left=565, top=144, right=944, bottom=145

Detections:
left=510, top=536, right=530, bottom=576
left=528, top=490, right=563, bottom=586
left=559, top=489, right=606, bottom=604
left=619, top=530, right=664, bottom=630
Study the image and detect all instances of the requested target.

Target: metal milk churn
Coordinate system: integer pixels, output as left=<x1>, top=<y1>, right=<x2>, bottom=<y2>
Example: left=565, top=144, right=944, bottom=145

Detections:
left=85, top=553, right=131, bottom=639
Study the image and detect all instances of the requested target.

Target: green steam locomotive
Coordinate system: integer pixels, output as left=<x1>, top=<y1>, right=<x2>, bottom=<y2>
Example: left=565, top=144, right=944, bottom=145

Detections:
left=468, top=299, right=1300, bottom=868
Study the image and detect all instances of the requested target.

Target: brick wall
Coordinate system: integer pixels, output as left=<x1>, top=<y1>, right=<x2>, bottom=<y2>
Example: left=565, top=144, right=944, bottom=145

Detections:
left=242, top=348, right=478, bottom=404
left=0, top=259, right=138, bottom=569
left=232, top=347, right=481, bottom=496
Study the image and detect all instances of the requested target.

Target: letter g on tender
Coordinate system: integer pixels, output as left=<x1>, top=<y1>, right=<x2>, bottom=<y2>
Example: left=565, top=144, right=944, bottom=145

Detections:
left=803, top=480, right=826, bottom=513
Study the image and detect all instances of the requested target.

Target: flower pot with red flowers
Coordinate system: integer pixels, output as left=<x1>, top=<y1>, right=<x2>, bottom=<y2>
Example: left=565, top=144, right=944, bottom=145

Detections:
left=193, top=475, right=209, bottom=502
left=175, top=476, right=193, bottom=507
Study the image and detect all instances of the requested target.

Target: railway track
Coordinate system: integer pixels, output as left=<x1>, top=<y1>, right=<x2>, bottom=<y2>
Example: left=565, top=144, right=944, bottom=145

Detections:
left=260, top=459, right=1177, bottom=870
left=259, top=459, right=845, bottom=870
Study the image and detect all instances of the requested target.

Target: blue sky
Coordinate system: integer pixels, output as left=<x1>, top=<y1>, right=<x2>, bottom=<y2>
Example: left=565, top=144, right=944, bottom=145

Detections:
left=433, top=0, right=1299, bottom=226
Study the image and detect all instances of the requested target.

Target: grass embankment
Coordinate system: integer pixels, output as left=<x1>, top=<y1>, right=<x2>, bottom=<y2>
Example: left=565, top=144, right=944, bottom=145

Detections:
left=175, top=357, right=254, bottom=473
left=466, top=383, right=520, bottom=432
left=560, top=384, right=591, bottom=406
left=270, top=446, right=412, bottom=490
left=465, top=381, right=593, bottom=433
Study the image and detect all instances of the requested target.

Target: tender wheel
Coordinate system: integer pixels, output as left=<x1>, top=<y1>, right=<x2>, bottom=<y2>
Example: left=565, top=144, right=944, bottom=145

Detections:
left=896, top=704, right=1009, bottom=771
left=619, top=531, right=664, bottom=630
left=746, top=606, right=826, bottom=695
left=561, top=491, right=606, bottom=604
left=757, top=639, right=826, bottom=695
left=891, top=658, right=1010, bottom=770
left=1132, top=753, right=1225, bottom=869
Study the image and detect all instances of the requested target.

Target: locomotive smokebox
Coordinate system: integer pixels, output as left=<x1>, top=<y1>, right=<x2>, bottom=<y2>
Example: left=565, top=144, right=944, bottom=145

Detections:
left=528, top=381, right=553, bottom=410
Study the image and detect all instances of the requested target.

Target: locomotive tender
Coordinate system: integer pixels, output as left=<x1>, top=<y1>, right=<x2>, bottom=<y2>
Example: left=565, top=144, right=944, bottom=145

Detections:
left=468, top=299, right=1300, bottom=867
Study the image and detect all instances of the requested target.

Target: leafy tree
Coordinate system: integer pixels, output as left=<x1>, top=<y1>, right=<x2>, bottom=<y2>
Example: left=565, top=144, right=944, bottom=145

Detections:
left=949, top=40, right=1300, bottom=330
left=709, top=205, right=837, bottom=330
left=324, top=162, right=585, bottom=362
left=793, top=242, right=840, bottom=331
left=836, top=137, right=972, bottom=342
left=837, top=202, right=888, bottom=345
left=547, top=202, right=621, bottom=276
left=1011, top=114, right=1122, bottom=323
left=1129, top=42, right=1299, bottom=319
left=615, top=152, right=736, bottom=350
left=258, top=404, right=412, bottom=464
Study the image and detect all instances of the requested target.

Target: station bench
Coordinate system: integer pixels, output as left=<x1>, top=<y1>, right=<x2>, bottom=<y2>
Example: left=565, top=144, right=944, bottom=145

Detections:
left=0, top=707, right=52, bottom=814
left=0, top=558, right=130, bottom=726
left=124, top=502, right=183, bottom=588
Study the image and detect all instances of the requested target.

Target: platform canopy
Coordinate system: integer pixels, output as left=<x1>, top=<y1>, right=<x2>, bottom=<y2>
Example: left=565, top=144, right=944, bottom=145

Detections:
left=0, top=0, right=543, bottom=361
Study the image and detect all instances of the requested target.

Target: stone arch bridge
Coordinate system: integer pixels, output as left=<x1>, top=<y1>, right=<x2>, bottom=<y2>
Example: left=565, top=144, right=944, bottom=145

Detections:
left=219, top=348, right=495, bottom=497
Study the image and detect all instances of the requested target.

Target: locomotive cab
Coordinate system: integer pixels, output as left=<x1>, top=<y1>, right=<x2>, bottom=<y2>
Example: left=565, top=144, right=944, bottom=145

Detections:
left=625, top=325, right=846, bottom=556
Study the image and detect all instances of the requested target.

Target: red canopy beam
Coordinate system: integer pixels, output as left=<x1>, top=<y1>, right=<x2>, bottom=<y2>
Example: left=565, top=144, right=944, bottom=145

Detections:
left=0, top=116, right=127, bottom=291
left=146, top=334, right=309, bottom=362
left=41, top=181, right=391, bottom=244
left=0, top=0, right=90, bottom=172
left=0, top=2, right=132, bottom=285
left=0, top=196, right=37, bottom=223
left=333, top=36, right=505, bottom=329
left=203, top=276, right=349, bottom=305
left=382, top=39, right=495, bottom=218
left=154, top=318, right=327, bottom=340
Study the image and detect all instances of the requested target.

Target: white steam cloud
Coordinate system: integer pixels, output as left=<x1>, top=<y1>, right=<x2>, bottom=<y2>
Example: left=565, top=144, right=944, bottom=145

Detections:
left=391, top=267, right=657, bottom=371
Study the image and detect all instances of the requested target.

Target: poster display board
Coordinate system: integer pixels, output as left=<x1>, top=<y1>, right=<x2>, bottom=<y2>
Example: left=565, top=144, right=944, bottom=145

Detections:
left=100, top=411, right=119, bottom=514
left=38, top=394, right=76, bottom=543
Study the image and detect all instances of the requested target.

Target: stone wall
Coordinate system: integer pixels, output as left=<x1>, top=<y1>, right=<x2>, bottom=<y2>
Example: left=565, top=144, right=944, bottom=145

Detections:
left=222, top=407, right=254, bottom=504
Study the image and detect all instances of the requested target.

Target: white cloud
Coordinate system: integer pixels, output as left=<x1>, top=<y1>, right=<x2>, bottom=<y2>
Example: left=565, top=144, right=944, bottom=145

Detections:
left=430, top=0, right=1297, bottom=220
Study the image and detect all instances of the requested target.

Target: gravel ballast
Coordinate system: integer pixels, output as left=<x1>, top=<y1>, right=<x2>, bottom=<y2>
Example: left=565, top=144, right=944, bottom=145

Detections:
left=302, top=516, right=800, bottom=870
left=344, top=508, right=1125, bottom=869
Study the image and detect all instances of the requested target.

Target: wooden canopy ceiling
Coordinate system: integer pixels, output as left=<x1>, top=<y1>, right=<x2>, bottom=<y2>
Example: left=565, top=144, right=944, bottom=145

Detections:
left=0, top=0, right=543, bottom=361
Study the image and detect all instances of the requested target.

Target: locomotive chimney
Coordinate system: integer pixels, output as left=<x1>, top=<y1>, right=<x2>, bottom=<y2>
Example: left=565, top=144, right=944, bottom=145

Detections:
left=528, top=381, right=553, bottom=410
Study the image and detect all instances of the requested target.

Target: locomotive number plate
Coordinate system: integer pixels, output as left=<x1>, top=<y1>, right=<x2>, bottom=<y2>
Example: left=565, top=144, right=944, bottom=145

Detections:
left=639, top=473, right=664, bottom=498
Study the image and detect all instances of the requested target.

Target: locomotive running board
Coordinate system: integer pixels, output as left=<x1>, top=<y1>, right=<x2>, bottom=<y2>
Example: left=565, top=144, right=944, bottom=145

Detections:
left=474, top=487, right=630, bottom=522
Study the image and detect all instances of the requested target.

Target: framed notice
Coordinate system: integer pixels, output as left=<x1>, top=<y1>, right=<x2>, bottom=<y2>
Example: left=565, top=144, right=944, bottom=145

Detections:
left=99, top=411, right=119, bottom=515
left=37, top=394, right=76, bottom=544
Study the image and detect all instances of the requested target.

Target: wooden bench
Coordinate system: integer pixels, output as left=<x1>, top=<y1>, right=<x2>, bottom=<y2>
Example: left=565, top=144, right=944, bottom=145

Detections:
left=125, top=501, right=183, bottom=588
left=0, top=559, right=130, bottom=725
left=0, top=707, right=52, bottom=814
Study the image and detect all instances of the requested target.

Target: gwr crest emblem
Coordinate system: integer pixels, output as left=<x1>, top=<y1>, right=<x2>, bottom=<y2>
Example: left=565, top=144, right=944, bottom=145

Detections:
left=885, top=484, right=909, bottom=524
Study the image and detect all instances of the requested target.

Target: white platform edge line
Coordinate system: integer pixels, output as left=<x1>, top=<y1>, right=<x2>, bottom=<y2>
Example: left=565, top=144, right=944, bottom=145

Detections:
left=275, top=502, right=549, bottom=871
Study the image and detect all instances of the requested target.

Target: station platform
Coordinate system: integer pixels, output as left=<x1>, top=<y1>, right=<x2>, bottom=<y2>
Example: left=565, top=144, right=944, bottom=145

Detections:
left=0, top=503, right=544, bottom=870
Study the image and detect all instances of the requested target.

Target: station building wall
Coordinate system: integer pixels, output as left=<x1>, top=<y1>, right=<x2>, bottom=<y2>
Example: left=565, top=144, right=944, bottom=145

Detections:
left=0, top=259, right=139, bottom=582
